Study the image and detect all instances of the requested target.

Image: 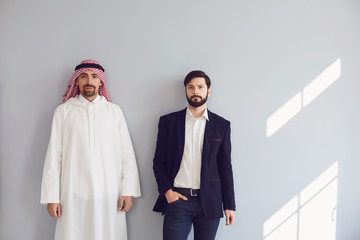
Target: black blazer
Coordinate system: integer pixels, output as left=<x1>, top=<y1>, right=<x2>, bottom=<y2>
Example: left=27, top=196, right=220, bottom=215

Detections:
left=153, top=108, right=236, bottom=219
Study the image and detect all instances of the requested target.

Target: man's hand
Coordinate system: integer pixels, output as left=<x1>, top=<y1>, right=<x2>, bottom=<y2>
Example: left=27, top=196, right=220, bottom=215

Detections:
left=165, top=189, right=188, bottom=203
left=224, top=209, right=235, bottom=226
left=47, top=203, right=62, bottom=218
left=118, top=196, right=133, bottom=212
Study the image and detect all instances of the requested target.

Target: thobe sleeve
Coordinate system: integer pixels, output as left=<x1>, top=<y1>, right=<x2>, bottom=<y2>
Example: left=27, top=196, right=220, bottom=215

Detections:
left=118, top=109, right=141, bottom=198
left=40, top=106, right=63, bottom=205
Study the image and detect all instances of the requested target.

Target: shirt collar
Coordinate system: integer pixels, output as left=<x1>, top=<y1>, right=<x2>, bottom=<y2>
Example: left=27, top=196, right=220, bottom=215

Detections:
left=77, top=94, right=100, bottom=104
left=186, top=107, right=209, bottom=121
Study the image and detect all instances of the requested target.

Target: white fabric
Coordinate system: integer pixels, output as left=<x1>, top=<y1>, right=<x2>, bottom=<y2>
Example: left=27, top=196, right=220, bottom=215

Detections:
left=77, top=93, right=100, bottom=104
left=41, top=95, right=141, bottom=240
left=174, top=108, right=208, bottom=189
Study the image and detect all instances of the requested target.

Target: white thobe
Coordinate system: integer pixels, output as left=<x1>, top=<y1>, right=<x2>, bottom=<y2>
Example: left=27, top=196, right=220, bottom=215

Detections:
left=41, top=95, right=141, bottom=240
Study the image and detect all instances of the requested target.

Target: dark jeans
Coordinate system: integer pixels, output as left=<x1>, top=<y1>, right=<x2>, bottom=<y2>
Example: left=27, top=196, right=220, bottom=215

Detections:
left=163, top=196, right=220, bottom=240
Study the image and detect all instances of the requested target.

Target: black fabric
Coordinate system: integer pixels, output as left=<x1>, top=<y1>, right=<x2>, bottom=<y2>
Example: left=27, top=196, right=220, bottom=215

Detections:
left=75, top=63, right=105, bottom=72
left=173, top=187, right=200, bottom=197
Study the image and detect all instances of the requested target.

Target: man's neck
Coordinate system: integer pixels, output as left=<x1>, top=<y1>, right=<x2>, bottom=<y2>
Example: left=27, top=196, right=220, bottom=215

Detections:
left=80, top=93, right=98, bottom=102
left=188, top=104, right=207, bottom=118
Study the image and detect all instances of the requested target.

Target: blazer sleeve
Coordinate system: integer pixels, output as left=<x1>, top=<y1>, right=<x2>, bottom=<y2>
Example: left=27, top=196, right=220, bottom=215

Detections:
left=153, top=116, right=173, bottom=196
left=218, top=121, right=236, bottom=211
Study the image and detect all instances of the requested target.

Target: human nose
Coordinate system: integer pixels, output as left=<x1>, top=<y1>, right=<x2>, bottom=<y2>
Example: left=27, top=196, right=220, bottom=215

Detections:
left=194, top=87, right=199, bottom=95
left=87, top=77, right=95, bottom=84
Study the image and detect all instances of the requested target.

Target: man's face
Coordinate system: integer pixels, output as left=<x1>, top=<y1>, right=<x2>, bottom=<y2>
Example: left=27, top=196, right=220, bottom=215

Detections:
left=76, top=70, right=102, bottom=98
left=185, top=77, right=211, bottom=108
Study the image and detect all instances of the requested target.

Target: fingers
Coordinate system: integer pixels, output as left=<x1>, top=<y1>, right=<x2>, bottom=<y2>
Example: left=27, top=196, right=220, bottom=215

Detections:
left=225, top=210, right=235, bottom=226
left=225, top=213, right=230, bottom=225
left=47, top=203, right=61, bottom=218
left=178, top=194, right=188, bottom=201
left=47, top=207, right=53, bottom=217
left=120, top=199, right=132, bottom=212
left=226, top=216, right=234, bottom=226
left=56, top=205, right=62, bottom=217
left=119, top=196, right=133, bottom=212
left=165, top=190, right=189, bottom=203
left=47, top=204, right=54, bottom=217
left=122, top=200, right=133, bottom=212
left=169, top=193, right=188, bottom=203
left=118, top=198, right=125, bottom=211
left=230, top=215, right=235, bottom=225
left=228, top=214, right=235, bottom=225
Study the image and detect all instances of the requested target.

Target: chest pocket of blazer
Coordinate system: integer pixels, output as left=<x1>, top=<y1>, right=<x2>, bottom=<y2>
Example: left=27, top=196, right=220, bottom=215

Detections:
left=210, top=138, right=222, bottom=142
left=208, top=138, right=222, bottom=152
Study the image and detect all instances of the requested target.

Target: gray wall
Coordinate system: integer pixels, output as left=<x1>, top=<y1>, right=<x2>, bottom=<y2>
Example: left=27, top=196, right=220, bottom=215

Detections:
left=1, top=0, right=360, bottom=239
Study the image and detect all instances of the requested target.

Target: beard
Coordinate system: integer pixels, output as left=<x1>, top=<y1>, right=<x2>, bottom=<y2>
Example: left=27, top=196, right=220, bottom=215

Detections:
left=186, top=93, right=208, bottom=108
left=82, top=84, right=97, bottom=97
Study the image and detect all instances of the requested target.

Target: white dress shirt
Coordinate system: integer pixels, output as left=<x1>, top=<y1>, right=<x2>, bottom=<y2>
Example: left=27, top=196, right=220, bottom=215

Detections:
left=174, top=108, right=208, bottom=189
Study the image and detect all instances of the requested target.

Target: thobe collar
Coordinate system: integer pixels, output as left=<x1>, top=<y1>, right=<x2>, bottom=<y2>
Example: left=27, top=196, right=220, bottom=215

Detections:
left=186, top=107, right=209, bottom=121
left=77, top=94, right=101, bottom=104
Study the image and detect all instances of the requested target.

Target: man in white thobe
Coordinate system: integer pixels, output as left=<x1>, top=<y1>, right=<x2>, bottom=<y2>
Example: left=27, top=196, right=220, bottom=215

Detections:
left=41, top=59, right=141, bottom=240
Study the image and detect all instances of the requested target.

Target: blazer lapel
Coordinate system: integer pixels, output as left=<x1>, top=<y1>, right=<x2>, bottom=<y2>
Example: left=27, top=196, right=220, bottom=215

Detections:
left=177, top=108, right=187, bottom=161
left=202, top=110, right=212, bottom=167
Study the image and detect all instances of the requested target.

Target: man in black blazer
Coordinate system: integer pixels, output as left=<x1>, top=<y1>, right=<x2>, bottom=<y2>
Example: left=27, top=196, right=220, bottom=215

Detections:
left=153, top=70, right=236, bottom=240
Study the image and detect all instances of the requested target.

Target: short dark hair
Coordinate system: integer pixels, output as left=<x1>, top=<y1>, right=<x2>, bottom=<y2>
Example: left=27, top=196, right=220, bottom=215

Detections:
left=184, top=70, right=211, bottom=89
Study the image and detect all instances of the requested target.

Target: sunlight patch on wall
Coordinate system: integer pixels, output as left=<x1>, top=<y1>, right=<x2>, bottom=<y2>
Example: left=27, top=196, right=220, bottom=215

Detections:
left=263, top=162, right=338, bottom=240
left=303, top=59, right=341, bottom=107
left=266, top=58, right=341, bottom=137
left=266, top=93, right=302, bottom=138
left=263, top=196, right=299, bottom=240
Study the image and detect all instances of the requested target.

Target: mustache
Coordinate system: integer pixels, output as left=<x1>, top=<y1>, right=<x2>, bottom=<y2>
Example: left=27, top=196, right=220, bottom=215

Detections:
left=83, top=84, right=95, bottom=89
left=191, top=95, right=202, bottom=100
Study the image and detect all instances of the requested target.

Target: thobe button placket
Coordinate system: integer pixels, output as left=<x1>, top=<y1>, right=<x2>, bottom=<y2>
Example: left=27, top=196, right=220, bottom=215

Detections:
left=88, top=105, right=95, bottom=149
